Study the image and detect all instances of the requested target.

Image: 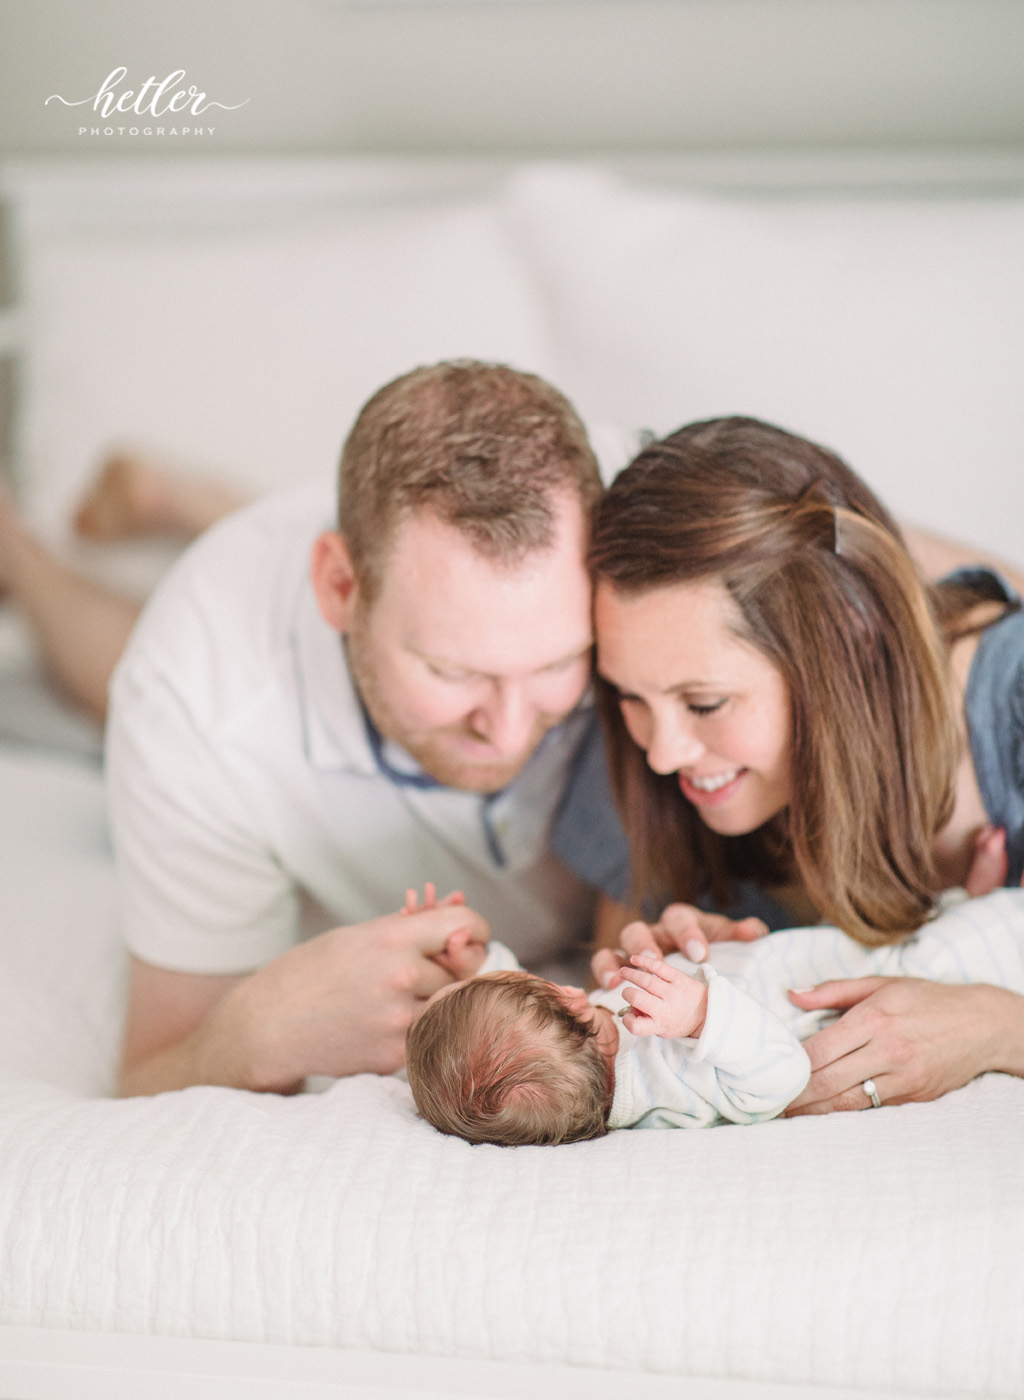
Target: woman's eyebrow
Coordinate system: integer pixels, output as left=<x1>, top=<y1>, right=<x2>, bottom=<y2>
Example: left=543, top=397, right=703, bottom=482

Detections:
left=599, top=673, right=729, bottom=695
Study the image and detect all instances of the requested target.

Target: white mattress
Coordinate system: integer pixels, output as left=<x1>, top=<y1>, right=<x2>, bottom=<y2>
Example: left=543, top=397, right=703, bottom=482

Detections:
left=1, top=743, right=1023, bottom=1396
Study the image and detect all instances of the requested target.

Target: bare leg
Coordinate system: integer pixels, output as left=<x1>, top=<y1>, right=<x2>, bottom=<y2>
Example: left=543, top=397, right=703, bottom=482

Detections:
left=903, top=522, right=1024, bottom=597
left=2, top=451, right=250, bottom=721
left=0, top=496, right=141, bottom=723
left=74, top=450, right=249, bottom=543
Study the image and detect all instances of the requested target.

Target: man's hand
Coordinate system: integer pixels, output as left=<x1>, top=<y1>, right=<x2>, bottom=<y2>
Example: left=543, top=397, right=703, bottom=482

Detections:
left=784, top=976, right=1024, bottom=1115
left=615, top=949, right=709, bottom=1039
left=591, top=903, right=767, bottom=990
left=119, top=901, right=490, bottom=1096
left=400, top=883, right=487, bottom=981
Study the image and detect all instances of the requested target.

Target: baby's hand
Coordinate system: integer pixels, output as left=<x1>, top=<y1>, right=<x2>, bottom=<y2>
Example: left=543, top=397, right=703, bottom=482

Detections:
left=431, top=927, right=487, bottom=980
left=402, top=885, right=486, bottom=981
left=401, top=882, right=466, bottom=915
left=590, top=919, right=659, bottom=991
left=616, top=950, right=709, bottom=1039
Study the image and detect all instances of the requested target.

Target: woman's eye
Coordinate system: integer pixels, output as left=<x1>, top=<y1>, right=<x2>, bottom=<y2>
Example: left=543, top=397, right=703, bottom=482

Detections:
left=688, top=699, right=727, bottom=716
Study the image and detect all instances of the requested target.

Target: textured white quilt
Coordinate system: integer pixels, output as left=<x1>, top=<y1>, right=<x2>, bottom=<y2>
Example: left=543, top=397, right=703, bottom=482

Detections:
left=1, top=744, right=1022, bottom=1396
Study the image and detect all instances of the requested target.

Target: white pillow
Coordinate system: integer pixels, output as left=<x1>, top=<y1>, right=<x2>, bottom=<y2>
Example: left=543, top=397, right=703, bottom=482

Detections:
left=17, top=167, right=556, bottom=537
left=509, top=165, right=1024, bottom=560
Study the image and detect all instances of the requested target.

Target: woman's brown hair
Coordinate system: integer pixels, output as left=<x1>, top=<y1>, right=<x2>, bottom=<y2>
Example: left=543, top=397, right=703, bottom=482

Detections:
left=590, top=416, right=961, bottom=947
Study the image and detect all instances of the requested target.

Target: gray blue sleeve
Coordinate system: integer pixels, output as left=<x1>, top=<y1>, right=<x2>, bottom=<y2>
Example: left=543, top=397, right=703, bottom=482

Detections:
left=549, top=712, right=632, bottom=902
left=549, top=712, right=801, bottom=929
left=961, top=578, right=1024, bottom=885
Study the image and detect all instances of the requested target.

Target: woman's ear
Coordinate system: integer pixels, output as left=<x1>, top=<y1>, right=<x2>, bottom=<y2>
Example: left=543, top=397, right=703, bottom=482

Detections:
left=310, top=531, right=359, bottom=633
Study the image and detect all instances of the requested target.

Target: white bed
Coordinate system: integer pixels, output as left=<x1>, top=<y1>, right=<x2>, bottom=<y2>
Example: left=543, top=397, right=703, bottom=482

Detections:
left=0, top=744, right=1022, bottom=1399
left=1, top=158, right=1024, bottom=1399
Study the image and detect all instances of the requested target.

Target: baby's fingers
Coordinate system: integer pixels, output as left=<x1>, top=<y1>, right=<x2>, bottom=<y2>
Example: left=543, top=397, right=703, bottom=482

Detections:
left=619, top=980, right=663, bottom=1020
left=625, top=949, right=676, bottom=987
left=621, top=1009, right=657, bottom=1038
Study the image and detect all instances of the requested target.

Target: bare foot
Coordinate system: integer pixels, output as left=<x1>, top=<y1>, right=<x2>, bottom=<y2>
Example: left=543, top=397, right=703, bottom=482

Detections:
left=73, top=453, right=181, bottom=540
left=74, top=451, right=248, bottom=542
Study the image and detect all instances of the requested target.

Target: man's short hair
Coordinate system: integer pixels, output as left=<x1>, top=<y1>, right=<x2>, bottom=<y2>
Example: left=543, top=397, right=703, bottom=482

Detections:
left=406, top=972, right=613, bottom=1146
left=338, top=361, right=602, bottom=602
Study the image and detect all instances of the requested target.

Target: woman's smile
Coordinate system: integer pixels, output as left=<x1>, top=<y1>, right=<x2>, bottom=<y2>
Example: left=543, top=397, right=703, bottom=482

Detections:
left=679, top=766, right=746, bottom=806
left=595, top=577, right=792, bottom=837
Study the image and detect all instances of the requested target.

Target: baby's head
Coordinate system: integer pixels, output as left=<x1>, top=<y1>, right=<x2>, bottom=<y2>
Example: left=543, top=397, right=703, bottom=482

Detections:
left=406, top=971, right=615, bottom=1146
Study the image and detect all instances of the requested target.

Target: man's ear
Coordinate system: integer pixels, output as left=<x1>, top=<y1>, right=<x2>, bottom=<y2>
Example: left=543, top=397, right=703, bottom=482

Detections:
left=311, top=531, right=360, bottom=633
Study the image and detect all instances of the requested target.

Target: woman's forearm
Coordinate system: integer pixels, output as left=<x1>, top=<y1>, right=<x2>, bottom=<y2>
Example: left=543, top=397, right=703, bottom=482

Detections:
left=982, top=985, right=1024, bottom=1077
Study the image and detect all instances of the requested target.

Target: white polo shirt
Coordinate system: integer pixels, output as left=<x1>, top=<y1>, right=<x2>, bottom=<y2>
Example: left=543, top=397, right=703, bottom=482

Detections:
left=106, top=477, right=596, bottom=975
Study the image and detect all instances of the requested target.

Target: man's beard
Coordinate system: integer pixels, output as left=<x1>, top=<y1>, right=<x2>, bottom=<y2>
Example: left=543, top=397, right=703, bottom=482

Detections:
left=345, top=620, right=554, bottom=795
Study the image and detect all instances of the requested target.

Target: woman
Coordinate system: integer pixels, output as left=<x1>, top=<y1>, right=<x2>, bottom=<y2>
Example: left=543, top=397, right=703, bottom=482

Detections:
left=0, top=453, right=247, bottom=721
left=562, top=416, right=1024, bottom=1113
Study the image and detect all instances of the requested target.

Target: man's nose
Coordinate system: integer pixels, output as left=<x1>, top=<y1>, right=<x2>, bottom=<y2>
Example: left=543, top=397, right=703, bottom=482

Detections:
left=645, top=712, right=704, bottom=776
left=475, top=682, right=535, bottom=755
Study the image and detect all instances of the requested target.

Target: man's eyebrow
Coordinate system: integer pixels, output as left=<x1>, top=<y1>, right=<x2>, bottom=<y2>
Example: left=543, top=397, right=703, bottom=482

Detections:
left=414, top=652, right=476, bottom=675
left=414, top=641, right=592, bottom=679
left=540, top=642, right=594, bottom=671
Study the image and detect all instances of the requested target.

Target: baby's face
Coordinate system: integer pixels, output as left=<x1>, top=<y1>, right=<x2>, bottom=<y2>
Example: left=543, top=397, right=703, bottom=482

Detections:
left=428, top=971, right=620, bottom=1067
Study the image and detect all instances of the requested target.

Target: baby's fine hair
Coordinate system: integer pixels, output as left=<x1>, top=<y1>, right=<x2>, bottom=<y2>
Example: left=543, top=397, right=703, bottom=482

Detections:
left=405, top=972, right=613, bottom=1146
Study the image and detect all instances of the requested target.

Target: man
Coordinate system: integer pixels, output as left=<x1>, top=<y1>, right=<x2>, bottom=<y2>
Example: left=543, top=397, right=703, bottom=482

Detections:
left=109, top=361, right=603, bottom=1096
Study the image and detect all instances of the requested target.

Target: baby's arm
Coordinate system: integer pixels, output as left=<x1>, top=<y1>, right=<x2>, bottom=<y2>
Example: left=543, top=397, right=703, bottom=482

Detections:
left=611, top=953, right=810, bottom=1128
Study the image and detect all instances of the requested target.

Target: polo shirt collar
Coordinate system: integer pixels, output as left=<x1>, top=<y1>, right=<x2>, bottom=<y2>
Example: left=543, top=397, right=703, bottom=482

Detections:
left=291, top=578, right=379, bottom=776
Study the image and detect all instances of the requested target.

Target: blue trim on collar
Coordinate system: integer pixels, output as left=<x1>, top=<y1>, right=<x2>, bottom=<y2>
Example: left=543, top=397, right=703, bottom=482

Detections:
left=359, top=698, right=509, bottom=867
left=360, top=702, right=444, bottom=791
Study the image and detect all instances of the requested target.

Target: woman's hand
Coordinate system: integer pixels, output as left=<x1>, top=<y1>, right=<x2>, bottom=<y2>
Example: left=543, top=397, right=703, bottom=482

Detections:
left=615, top=949, right=709, bottom=1039
left=591, top=902, right=767, bottom=990
left=784, top=976, right=1024, bottom=1115
left=964, top=825, right=1009, bottom=897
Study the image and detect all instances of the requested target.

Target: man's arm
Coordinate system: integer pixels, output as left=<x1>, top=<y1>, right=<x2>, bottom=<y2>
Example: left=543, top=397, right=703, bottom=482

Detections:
left=119, top=959, right=247, bottom=1096
left=118, top=904, right=490, bottom=1097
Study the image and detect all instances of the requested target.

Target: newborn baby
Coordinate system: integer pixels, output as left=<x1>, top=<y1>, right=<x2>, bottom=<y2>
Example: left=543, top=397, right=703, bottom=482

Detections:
left=406, top=888, right=1024, bottom=1146
left=406, top=937, right=810, bottom=1144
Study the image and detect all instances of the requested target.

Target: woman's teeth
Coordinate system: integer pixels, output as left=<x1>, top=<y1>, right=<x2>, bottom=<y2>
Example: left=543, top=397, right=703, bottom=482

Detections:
left=687, top=769, right=740, bottom=792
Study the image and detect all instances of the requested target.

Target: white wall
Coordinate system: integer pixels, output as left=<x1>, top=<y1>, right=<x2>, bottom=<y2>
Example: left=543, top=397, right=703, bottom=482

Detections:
left=1, top=3, right=1022, bottom=564
left=0, top=0, right=1022, bottom=158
